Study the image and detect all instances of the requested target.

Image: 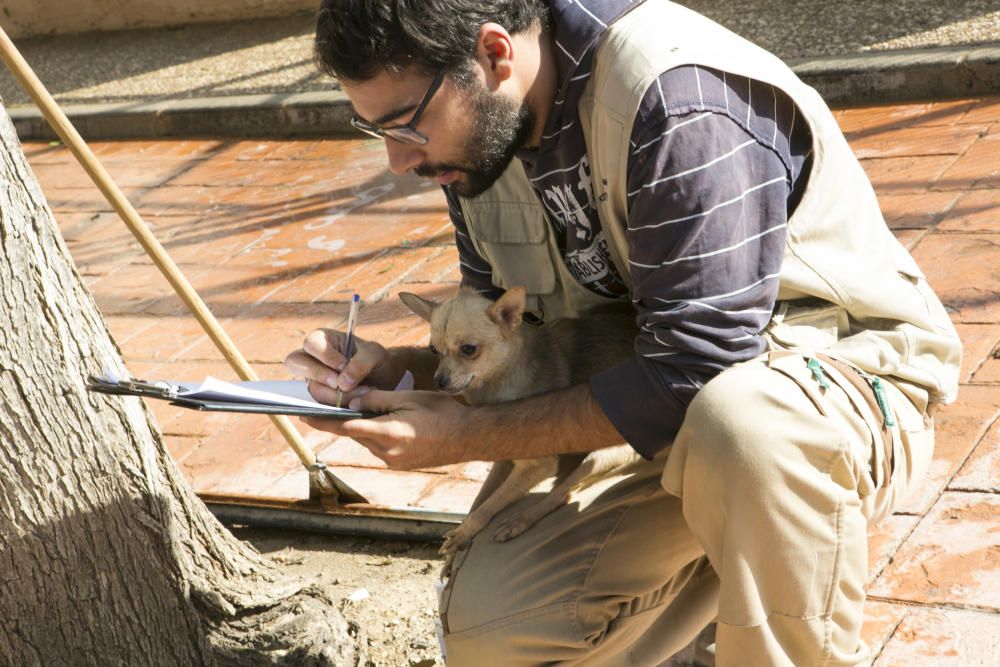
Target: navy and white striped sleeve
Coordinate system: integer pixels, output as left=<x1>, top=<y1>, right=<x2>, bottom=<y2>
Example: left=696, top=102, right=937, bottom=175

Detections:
left=443, top=185, right=501, bottom=298
left=591, top=67, right=808, bottom=458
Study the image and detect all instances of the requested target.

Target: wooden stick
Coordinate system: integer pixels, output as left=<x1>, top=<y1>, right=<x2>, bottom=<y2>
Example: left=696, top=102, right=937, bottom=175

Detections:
left=0, top=24, right=366, bottom=505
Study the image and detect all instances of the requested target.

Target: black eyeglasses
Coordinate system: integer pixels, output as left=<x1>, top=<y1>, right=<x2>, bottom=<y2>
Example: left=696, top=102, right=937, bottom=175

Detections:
left=350, top=68, right=447, bottom=145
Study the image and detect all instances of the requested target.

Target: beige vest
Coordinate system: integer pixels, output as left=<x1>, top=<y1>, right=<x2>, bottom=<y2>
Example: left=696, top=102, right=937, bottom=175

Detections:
left=458, top=0, right=961, bottom=410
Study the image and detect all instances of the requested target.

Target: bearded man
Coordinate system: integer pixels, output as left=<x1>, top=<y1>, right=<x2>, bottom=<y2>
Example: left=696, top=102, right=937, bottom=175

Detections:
left=285, top=1, right=962, bottom=665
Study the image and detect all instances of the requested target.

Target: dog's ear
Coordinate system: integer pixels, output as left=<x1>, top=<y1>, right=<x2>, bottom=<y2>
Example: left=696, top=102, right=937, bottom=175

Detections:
left=399, top=292, right=438, bottom=322
left=487, top=286, right=527, bottom=338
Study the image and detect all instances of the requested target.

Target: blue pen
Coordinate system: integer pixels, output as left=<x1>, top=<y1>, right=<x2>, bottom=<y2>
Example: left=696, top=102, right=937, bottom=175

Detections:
left=337, top=294, right=361, bottom=408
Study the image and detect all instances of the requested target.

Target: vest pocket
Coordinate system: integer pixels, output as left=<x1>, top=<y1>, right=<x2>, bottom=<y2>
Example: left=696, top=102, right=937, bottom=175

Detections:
left=764, top=301, right=849, bottom=353
left=463, top=201, right=558, bottom=295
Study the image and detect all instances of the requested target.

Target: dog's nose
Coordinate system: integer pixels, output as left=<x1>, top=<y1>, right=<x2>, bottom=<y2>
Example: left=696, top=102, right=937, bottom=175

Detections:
left=434, top=373, right=449, bottom=390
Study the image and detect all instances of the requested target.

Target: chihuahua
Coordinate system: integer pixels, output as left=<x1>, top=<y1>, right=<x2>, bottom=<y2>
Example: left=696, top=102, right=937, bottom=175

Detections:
left=399, top=285, right=641, bottom=569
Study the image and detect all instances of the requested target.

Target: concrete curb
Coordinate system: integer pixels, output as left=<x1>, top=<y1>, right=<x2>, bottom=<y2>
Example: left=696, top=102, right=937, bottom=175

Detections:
left=10, top=89, right=356, bottom=141
left=9, top=44, right=1000, bottom=141
left=790, top=43, right=1000, bottom=106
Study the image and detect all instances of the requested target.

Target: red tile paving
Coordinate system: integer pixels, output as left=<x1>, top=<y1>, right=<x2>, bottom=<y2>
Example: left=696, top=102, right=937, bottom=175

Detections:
left=25, top=95, right=1000, bottom=663
left=869, top=492, right=1000, bottom=609
left=950, top=418, right=1000, bottom=493
left=952, top=324, right=1000, bottom=383
left=861, top=600, right=910, bottom=661
left=878, top=191, right=962, bottom=230
left=894, top=384, right=1000, bottom=516
left=846, top=124, right=988, bottom=160
left=939, top=189, right=1000, bottom=233
left=973, top=354, right=1000, bottom=384
left=866, top=514, right=921, bottom=586
left=834, top=100, right=980, bottom=134
left=912, top=234, right=1000, bottom=323
left=874, top=607, right=1000, bottom=666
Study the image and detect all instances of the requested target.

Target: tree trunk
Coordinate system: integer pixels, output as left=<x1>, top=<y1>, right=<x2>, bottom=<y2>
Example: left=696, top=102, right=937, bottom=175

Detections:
left=0, top=106, right=363, bottom=665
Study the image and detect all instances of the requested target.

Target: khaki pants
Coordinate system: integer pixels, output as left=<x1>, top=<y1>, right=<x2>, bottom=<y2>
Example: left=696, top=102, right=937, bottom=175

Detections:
left=438, top=353, right=934, bottom=666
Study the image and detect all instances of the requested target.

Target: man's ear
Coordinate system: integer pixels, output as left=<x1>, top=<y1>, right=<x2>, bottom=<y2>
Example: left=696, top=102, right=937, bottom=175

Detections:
left=399, top=292, right=438, bottom=322
left=476, top=22, right=515, bottom=87
left=487, top=285, right=526, bottom=338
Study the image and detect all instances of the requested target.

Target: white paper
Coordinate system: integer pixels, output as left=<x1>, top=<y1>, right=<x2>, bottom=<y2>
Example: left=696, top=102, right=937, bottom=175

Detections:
left=172, top=377, right=331, bottom=409
left=165, top=370, right=416, bottom=411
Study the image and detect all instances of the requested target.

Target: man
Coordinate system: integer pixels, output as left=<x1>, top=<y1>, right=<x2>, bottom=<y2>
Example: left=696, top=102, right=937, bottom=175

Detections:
left=285, top=1, right=962, bottom=665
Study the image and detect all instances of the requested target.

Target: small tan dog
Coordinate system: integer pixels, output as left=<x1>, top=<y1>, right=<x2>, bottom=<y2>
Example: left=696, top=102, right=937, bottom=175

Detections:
left=399, top=286, right=641, bottom=569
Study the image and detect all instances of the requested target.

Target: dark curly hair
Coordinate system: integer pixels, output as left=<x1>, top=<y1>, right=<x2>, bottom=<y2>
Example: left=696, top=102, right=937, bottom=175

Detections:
left=315, top=0, right=552, bottom=83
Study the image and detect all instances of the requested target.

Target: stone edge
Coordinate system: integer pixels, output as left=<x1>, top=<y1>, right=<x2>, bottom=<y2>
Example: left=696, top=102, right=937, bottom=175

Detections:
left=8, top=44, right=1000, bottom=141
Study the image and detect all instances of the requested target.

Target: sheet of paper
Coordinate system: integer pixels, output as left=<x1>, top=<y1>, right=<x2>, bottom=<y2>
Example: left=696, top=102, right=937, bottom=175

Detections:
left=172, top=377, right=330, bottom=408
left=168, top=370, right=415, bottom=409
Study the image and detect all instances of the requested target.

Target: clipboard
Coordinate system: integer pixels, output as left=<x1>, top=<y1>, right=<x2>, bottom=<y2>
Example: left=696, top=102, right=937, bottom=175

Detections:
left=86, top=374, right=377, bottom=419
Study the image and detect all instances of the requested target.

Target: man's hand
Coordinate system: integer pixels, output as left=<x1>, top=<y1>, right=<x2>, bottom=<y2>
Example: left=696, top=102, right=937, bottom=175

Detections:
left=285, top=328, right=405, bottom=402
left=301, top=388, right=472, bottom=470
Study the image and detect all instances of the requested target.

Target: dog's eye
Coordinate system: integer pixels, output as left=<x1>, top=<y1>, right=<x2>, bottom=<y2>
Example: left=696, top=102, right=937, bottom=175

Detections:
left=429, top=344, right=439, bottom=356
left=460, top=344, right=478, bottom=357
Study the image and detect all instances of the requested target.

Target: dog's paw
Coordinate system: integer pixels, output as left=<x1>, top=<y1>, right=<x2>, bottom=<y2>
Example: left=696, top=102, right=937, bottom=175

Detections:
left=440, top=552, right=457, bottom=580
left=440, top=527, right=473, bottom=557
left=492, top=513, right=537, bottom=542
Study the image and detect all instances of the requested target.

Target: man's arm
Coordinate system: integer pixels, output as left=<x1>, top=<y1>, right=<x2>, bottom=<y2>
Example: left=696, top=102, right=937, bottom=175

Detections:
left=305, top=382, right=623, bottom=470
left=590, top=66, right=811, bottom=458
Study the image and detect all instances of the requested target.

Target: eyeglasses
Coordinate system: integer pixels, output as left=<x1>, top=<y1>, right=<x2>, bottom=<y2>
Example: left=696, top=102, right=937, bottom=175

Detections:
left=350, top=68, right=447, bottom=145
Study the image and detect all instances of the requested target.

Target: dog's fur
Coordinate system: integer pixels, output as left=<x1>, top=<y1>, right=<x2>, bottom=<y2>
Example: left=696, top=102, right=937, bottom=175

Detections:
left=399, top=286, right=641, bottom=569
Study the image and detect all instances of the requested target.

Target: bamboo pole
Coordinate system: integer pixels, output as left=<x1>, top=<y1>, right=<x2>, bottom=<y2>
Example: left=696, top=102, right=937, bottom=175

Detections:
left=0, top=25, right=366, bottom=505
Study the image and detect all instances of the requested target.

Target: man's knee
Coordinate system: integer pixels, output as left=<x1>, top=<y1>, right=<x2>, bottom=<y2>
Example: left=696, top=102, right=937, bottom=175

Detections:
left=441, top=464, right=703, bottom=665
left=667, top=358, right=849, bottom=511
left=677, top=362, right=790, bottom=481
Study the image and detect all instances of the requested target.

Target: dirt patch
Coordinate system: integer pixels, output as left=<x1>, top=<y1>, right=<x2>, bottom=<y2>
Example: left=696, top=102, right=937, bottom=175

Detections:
left=230, top=525, right=710, bottom=666
left=231, top=525, right=445, bottom=667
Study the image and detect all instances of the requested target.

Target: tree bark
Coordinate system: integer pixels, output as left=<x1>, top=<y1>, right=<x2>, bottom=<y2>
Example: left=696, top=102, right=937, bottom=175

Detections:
left=0, top=105, right=363, bottom=665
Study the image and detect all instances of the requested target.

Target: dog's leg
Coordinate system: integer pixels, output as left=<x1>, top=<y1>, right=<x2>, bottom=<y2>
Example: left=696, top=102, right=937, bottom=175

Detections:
left=441, top=461, right=512, bottom=576
left=441, top=458, right=556, bottom=563
left=469, top=460, right=514, bottom=512
left=492, top=445, right=638, bottom=542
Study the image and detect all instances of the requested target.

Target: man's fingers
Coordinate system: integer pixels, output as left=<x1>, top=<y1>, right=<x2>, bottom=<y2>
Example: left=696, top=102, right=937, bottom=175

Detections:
left=299, top=408, right=406, bottom=452
left=300, top=414, right=341, bottom=433
left=339, top=340, right=389, bottom=391
left=302, top=329, right=348, bottom=371
left=285, top=349, right=340, bottom=388
left=347, top=388, right=409, bottom=413
left=300, top=328, right=384, bottom=392
left=288, top=328, right=390, bottom=392
left=298, top=389, right=463, bottom=471
left=305, top=379, right=337, bottom=404
left=305, top=379, right=370, bottom=406
left=285, top=328, right=348, bottom=388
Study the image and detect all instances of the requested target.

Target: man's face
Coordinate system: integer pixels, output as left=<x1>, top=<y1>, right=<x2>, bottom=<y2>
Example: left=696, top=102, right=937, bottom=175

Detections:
left=344, top=65, right=533, bottom=197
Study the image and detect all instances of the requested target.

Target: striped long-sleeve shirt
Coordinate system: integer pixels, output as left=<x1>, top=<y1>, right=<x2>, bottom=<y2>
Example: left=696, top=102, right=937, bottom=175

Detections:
left=445, top=0, right=813, bottom=457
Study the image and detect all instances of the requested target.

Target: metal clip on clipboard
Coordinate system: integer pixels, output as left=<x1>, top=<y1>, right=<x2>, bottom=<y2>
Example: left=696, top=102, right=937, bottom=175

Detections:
left=87, top=375, right=179, bottom=399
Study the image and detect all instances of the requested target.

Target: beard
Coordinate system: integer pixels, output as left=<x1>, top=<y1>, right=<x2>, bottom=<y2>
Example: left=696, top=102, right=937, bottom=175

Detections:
left=415, top=79, right=534, bottom=198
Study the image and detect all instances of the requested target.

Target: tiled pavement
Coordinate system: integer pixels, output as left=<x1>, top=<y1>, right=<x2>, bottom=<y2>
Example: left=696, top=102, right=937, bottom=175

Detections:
left=21, top=96, right=1000, bottom=664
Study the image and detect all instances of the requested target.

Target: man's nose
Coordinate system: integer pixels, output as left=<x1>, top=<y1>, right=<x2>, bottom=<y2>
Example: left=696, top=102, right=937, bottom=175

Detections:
left=384, top=139, right=423, bottom=175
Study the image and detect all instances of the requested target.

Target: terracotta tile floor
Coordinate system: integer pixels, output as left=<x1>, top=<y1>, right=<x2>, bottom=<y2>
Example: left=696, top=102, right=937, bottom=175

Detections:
left=25, top=96, right=1000, bottom=664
